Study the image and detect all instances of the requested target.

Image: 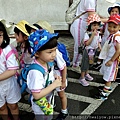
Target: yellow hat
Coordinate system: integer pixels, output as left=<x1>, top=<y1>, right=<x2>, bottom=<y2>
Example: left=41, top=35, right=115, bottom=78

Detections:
left=0, top=19, right=13, bottom=34
left=15, top=20, right=29, bottom=36
left=33, top=20, right=54, bottom=33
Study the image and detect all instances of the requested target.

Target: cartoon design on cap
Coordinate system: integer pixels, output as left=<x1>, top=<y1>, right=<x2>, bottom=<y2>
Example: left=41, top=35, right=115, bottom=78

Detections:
left=28, top=29, right=58, bottom=57
left=107, top=14, right=120, bottom=24
left=87, top=14, right=101, bottom=26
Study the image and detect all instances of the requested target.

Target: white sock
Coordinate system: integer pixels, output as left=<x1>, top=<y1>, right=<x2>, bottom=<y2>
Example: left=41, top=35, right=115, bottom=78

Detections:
left=97, top=61, right=101, bottom=64
left=61, top=109, right=68, bottom=114
left=104, top=86, right=111, bottom=89
left=101, top=91, right=107, bottom=96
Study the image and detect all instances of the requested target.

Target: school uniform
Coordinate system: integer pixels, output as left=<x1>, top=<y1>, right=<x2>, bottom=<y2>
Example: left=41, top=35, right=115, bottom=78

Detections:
left=70, top=0, right=97, bottom=67
left=100, top=32, right=120, bottom=81
left=54, top=49, right=67, bottom=91
left=27, top=60, right=54, bottom=120
left=0, top=45, right=21, bottom=107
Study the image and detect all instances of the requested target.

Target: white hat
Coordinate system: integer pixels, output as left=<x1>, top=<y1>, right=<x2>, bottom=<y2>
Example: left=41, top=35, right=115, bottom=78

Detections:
left=0, top=19, right=13, bottom=34
left=106, top=0, right=116, bottom=3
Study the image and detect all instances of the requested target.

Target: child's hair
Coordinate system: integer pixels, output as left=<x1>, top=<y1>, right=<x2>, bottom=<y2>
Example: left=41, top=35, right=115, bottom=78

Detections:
left=87, top=14, right=101, bottom=32
left=14, top=26, right=30, bottom=53
left=38, top=37, right=58, bottom=51
left=87, top=21, right=101, bottom=31
left=108, top=3, right=120, bottom=14
left=28, top=29, right=59, bottom=57
left=0, top=21, right=10, bottom=49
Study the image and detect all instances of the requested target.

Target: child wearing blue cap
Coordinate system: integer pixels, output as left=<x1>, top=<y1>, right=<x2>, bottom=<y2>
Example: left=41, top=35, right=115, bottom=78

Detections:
left=27, top=29, right=62, bottom=120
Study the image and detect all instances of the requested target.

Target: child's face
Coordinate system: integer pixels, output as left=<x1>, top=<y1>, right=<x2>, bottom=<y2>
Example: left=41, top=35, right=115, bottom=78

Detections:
left=35, top=47, right=57, bottom=63
left=110, top=8, right=119, bottom=15
left=15, top=32, right=27, bottom=43
left=91, top=23, right=100, bottom=31
left=0, top=31, right=3, bottom=46
left=108, top=22, right=120, bottom=34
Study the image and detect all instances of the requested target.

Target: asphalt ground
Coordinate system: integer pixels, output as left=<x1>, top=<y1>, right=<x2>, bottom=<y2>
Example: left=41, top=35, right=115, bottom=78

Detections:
left=0, top=33, right=120, bottom=120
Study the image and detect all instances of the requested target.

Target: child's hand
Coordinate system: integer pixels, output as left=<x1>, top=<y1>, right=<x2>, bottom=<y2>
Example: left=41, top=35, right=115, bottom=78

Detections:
left=60, top=82, right=66, bottom=90
left=105, top=60, right=113, bottom=66
left=92, top=29, right=97, bottom=36
left=53, top=76, right=62, bottom=88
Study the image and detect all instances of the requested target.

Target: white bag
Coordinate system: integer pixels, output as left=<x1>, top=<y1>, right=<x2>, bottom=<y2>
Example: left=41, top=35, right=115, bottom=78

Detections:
left=65, top=0, right=81, bottom=24
left=98, top=40, right=109, bottom=59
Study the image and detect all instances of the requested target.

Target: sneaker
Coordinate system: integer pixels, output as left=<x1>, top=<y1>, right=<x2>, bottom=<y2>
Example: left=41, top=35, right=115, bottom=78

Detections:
left=98, top=86, right=112, bottom=93
left=85, top=74, right=93, bottom=81
left=56, top=111, right=68, bottom=120
left=79, top=78, right=89, bottom=86
left=93, top=63, right=102, bottom=70
left=71, top=66, right=80, bottom=72
left=94, top=92, right=108, bottom=101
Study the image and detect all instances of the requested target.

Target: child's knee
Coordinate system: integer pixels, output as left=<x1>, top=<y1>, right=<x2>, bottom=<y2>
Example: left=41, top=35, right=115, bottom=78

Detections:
left=0, top=104, right=7, bottom=111
left=8, top=103, right=18, bottom=110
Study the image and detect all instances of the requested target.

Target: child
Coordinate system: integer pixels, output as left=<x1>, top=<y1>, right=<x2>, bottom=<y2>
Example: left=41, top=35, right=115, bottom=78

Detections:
left=14, top=20, right=37, bottom=68
left=95, top=14, right=120, bottom=100
left=0, top=21, right=21, bottom=120
left=93, top=3, right=120, bottom=70
left=79, top=14, right=102, bottom=86
left=27, top=29, right=62, bottom=120
left=25, top=20, right=69, bottom=119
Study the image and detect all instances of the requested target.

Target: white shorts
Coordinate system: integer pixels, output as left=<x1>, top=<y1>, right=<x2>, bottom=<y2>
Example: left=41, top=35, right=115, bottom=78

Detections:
left=0, top=77, right=21, bottom=107
left=100, top=58, right=117, bottom=82
left=56, top=79, right=68, bottom=92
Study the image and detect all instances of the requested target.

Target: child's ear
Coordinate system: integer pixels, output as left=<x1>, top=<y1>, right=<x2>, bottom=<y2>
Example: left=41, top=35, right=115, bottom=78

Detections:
left=24, top=36, right=28, bottom=40
left=34, top=52, right=39, bottom=57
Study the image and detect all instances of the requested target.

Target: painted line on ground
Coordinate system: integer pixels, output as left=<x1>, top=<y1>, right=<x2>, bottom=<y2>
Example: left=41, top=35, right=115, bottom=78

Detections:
left=68, top=77, right=105, bottom=87
left=81, top=82, right=118, bottom=115
left=67, top=67, right=102, bottom=75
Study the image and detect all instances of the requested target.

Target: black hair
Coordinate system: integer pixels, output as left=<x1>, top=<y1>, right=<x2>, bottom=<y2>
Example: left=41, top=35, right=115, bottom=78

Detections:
left=14, top=27, right=30, bottom=53
left=0, top=21, right=10, bottom=49
left=33, top=23, right=42, bottom=29
left=37, top=37, right=58, bottom=52
left=87, top=21, right=101, bottom=32
left=109, top=6, right=120, bottom=14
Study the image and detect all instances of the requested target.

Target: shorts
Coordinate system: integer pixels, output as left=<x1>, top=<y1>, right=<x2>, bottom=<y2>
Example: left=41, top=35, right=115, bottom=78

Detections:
left=56, top=79, right=68, bottom=92
left=81, top=49, right=89, bottom=72
left=0, top=77, right=21, bottom=107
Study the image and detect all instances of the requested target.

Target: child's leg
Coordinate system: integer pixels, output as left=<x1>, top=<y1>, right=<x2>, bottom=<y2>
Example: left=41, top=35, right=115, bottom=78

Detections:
left=56, top=91, right=68, bottom=120
left=58, top=91, right=67, bottom=111
left=0, top=103, right=8, bottom=120
left=7, top=103, right=19, bottom=120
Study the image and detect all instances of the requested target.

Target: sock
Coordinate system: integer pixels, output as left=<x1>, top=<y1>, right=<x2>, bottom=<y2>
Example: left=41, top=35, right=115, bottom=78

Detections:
left=101, top=91, right=108, bottom=96
left=97, top=61, right=101, bottom=64
left=61, top=109, right=68, bottom=114
left=104, top=86, right=111, bottom=90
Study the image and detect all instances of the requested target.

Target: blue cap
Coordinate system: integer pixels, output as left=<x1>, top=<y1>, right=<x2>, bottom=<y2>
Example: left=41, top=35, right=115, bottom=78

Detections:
left=28, top=29, right=58, bottom=57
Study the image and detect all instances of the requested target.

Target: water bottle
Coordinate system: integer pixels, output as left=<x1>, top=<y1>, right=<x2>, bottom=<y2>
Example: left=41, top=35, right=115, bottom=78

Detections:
left=88, top=49, right=94, bottom=64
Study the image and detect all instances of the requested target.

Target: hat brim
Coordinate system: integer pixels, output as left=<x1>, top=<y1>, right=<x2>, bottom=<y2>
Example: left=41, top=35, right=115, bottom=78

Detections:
left=106, top=0, right=116, bottom=3
left=0, top=19, right=13, bottom=34
left=107, top=20, right=118, bottom=24
left=34, top=20, right=54, bottom=33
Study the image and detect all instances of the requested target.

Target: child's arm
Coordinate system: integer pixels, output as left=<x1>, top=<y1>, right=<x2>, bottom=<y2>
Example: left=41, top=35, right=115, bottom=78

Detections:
left=85, top=30, right=96, bottom=46
left=106, top=42, right=120, bottom=66
left=61, top=66, right=67, bottom=90
left=32, top=76, right=62, bottom=100
left=0, top=69, right=17, bottom=81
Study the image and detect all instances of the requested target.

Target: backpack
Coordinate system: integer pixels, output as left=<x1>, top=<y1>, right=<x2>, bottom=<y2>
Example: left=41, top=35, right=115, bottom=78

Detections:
left=65, top=0, right=80, bottom=24
left=17, top=62, right=53, bottom=94
left=57, top=42, right=70, bottom=67
left=65, top=0, right=87, bottom=24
